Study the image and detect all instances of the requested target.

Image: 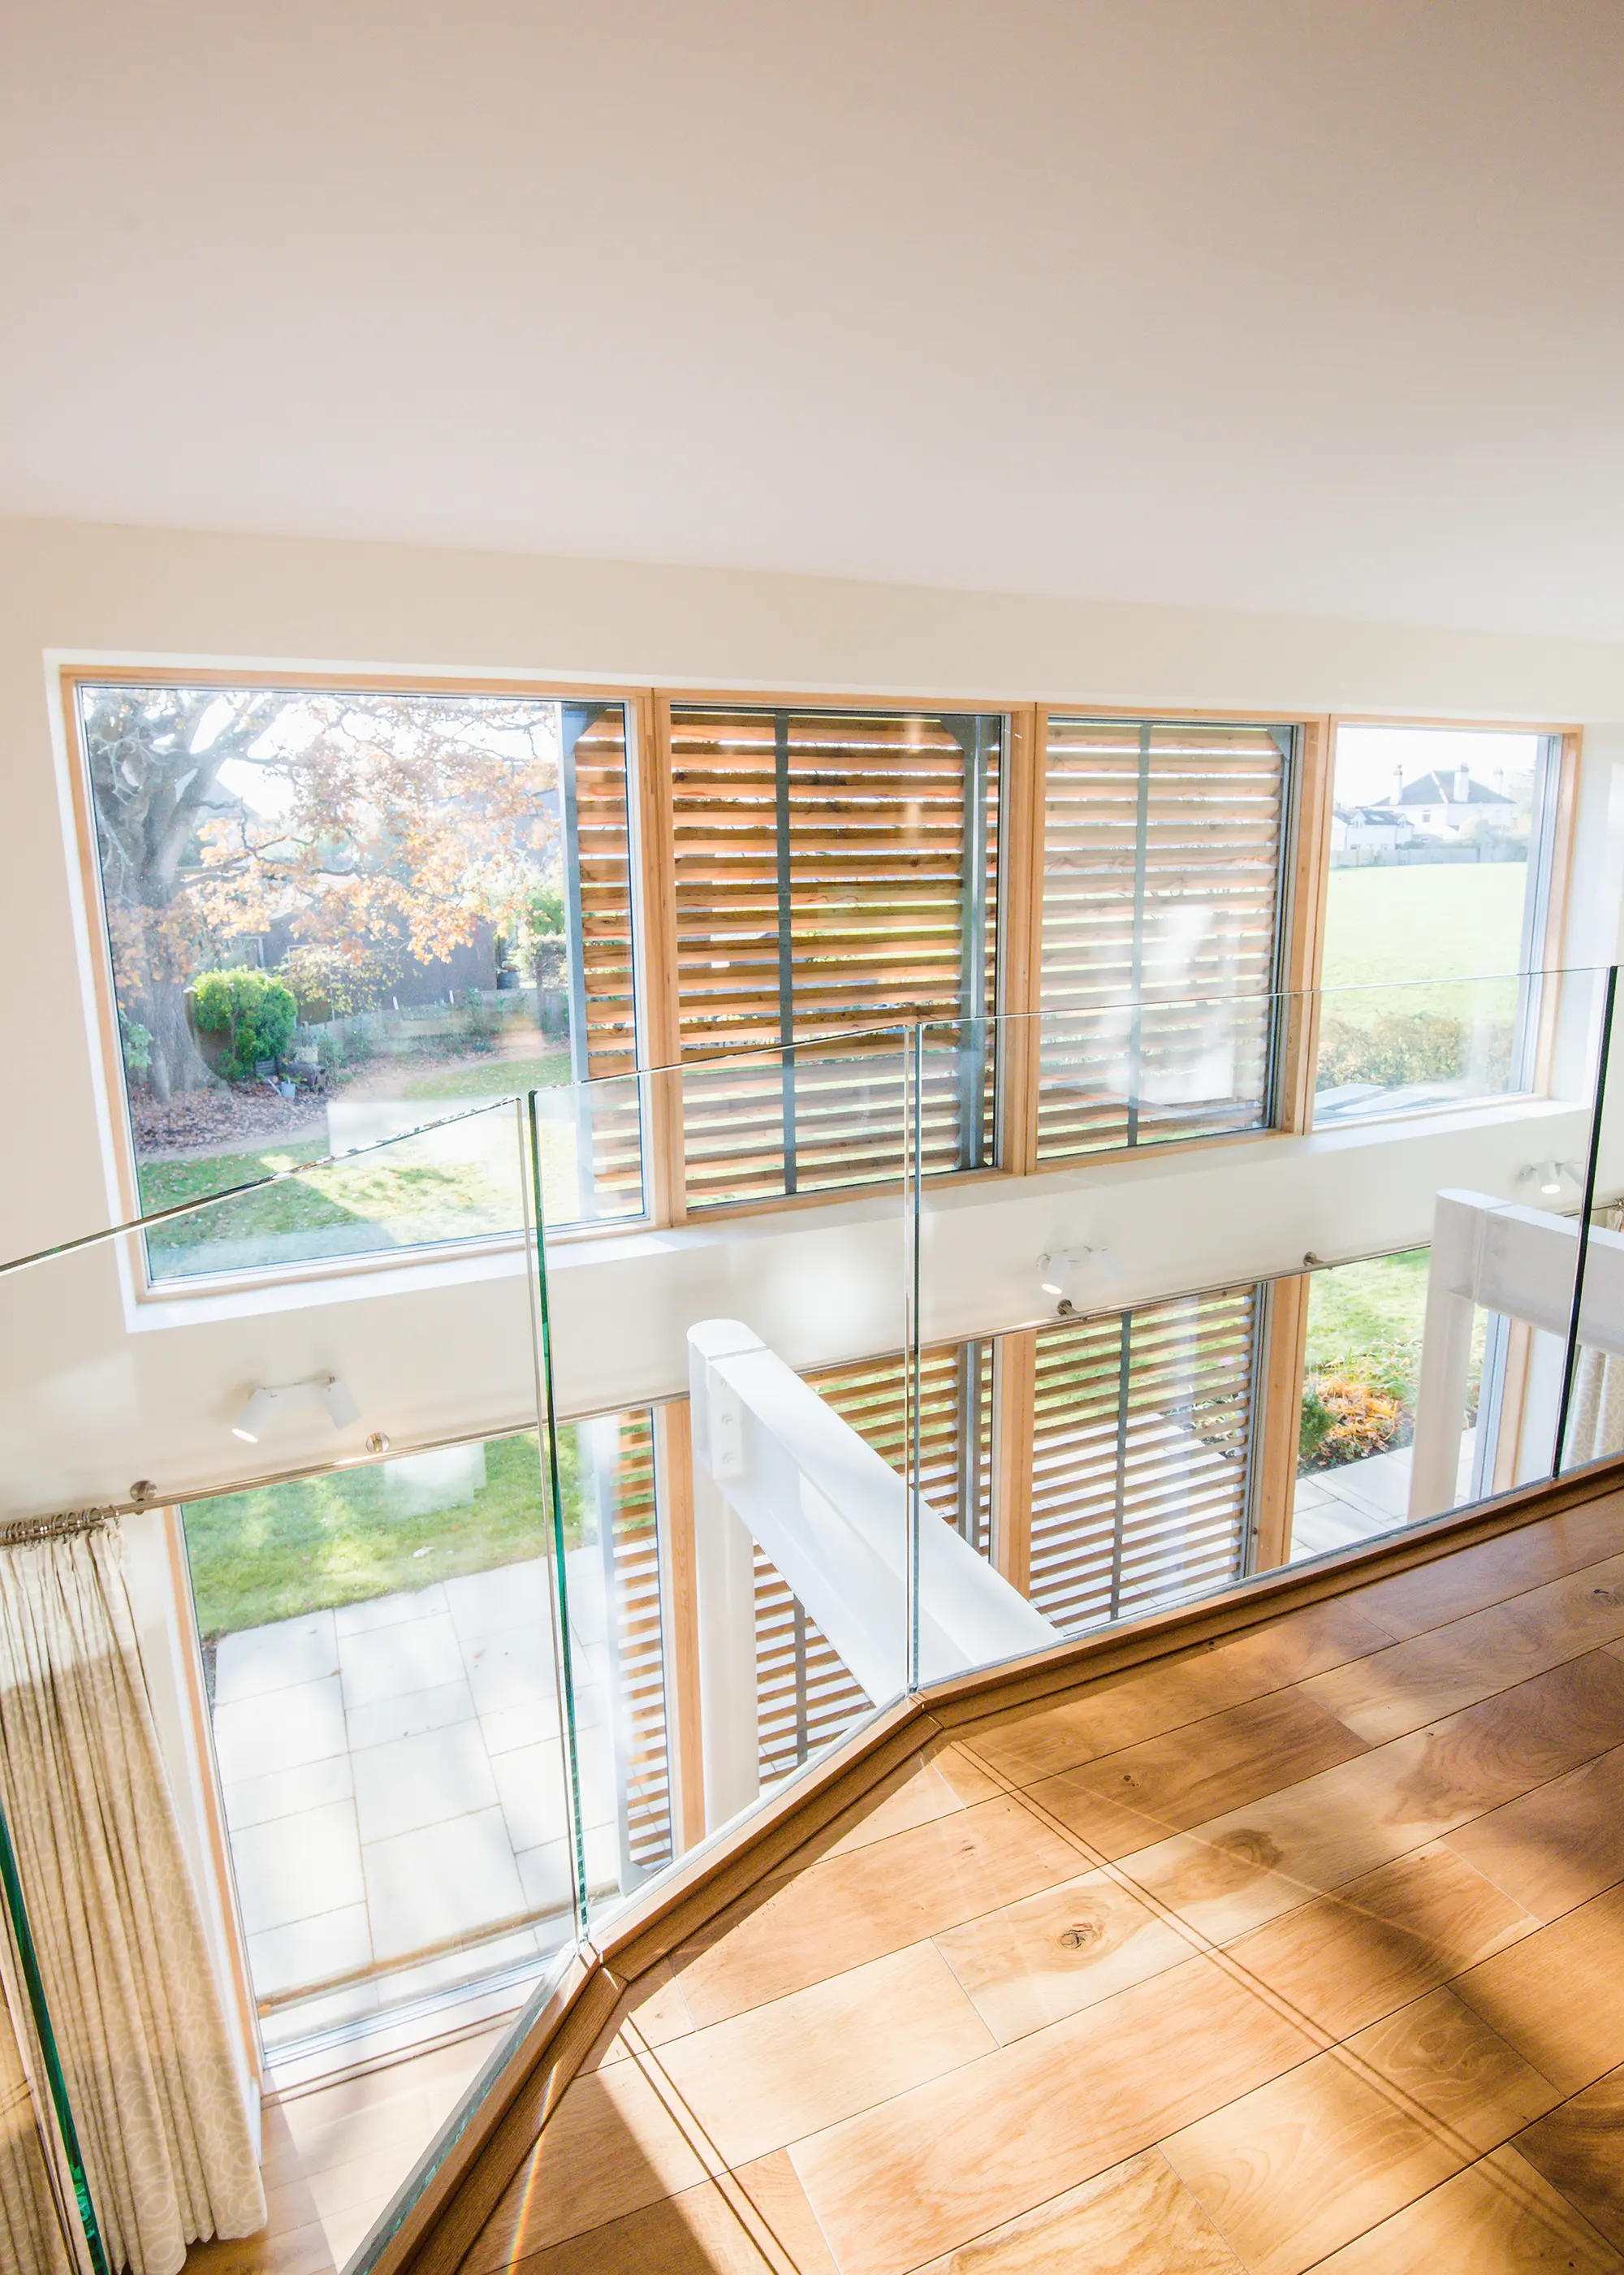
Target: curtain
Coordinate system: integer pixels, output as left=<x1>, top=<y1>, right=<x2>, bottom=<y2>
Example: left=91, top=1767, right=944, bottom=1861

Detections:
left=0, top=1525, right=264, bottom=2275
left=0, top=1975, right=76, bottom=2275
left=1569, top=1343, right=1624, bottom=1465
left=1566, top=1205, right=1624, bottom=1468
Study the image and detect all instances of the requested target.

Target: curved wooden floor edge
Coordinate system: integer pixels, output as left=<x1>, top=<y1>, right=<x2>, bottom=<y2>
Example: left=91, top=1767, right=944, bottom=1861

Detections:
left=360, top=1452, right=1624, bottom=2275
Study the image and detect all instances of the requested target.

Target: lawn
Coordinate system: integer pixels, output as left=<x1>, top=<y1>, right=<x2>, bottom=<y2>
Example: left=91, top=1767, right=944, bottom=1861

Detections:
left=136, top=1116, right=586, bottom=1275
left=1304, top=1248, right=1429, bottom=1378
left=181, top=1427, right=585, bottom=1641
left=1320, top=863, right=1529, bottom=1000
left=401, top=1051, right=570, bottom=1101
left=1301, top=1247, right=1484, bottom=1470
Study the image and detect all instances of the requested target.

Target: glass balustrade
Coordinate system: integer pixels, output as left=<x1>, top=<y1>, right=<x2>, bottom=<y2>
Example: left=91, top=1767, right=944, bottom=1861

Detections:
left=0, top=970, right=1621, bottom=2273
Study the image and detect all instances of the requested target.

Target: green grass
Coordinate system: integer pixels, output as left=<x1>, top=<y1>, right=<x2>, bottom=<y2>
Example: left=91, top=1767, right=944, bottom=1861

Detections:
left=401, top=1051, right=570, bottom=1101
left=181, top=1429, right=585, bottom=1640
left=1305, top=1249, right=1429, bottom=1379
left=1320, top=864, right=1529, bottom=1002
left=1302, top=1247, right=1484, bottom=1470
left=134, top=1119, right=587, bottom=1273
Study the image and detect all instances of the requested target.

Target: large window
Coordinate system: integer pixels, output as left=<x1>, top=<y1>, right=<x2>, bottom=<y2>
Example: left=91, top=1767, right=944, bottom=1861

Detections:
left=666, top=705, right=1001, bottom=1207
left=76, top=681, right=640, bottom=1275
left=1037, top=716, right=1294, bottom=1160
left=1315, top=724, right=1564, bottom=1120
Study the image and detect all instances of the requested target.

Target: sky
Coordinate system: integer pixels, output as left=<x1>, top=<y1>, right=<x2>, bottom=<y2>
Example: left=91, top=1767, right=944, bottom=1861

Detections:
left=1333, top=725, right=1540, bottom=812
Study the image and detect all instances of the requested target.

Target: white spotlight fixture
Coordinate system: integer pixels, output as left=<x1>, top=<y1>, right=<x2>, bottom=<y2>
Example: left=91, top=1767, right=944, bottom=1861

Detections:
left=231, top=1387, right=277, bottom=1443
left=231, top=1375, right=361, bottom=1443
left=1519, top=1160, right=1584, bottom=1200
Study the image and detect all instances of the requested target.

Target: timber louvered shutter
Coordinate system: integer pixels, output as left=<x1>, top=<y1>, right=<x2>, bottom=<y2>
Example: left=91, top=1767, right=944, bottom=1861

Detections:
left=559, top=703, right=642, bottom=1217
left=1038, top=719, right=1291, bottom=1161
left=668, top=707, right=1000, bottom=1209
left=1026, top=1287, right=1259, bottom=1633
left=590, top=1411, right=672, bottom=1880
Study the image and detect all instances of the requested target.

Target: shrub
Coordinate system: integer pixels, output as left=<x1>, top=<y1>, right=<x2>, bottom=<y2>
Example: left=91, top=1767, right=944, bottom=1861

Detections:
left=1300, top=1348, right=1415, bottom=1469
left=192, top=967, right=298, bottom=1080
left=1318, top=1010, right=1466, bottom=1088
left=118, top=1009, right=153, bottom=1083
left=458, top=994, right=503, bottom=1054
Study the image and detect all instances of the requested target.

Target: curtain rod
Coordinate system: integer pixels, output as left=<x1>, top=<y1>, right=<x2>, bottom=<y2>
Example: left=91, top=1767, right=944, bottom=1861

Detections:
left=0, top=1509, right=117, bottom=1549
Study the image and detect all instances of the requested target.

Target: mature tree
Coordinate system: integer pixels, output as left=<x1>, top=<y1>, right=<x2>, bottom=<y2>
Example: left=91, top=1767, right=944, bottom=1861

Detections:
left=80, top=685, right=561, bottom=1101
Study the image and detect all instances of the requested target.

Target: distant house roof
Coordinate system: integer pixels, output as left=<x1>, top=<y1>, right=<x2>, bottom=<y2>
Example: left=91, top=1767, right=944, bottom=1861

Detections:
left=1335, top=803, right=1401, bottom=825
left=1396, top=769, right=1514, bottom=807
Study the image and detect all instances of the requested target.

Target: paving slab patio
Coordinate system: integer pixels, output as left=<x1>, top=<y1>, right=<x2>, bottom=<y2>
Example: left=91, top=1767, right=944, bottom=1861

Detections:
left=213, top=1548, right=617, bottom=2051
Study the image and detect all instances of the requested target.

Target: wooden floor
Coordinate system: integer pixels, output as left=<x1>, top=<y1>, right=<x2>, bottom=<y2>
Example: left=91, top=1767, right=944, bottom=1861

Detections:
left=182, top=2024, right=505, bottom=2275
left=455, top=1489, right=1624, bottom=2274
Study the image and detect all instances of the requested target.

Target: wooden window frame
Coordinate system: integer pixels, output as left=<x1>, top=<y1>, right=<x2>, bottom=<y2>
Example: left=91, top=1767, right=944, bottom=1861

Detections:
left=57, top=664, right=1584, bottom=1328
left=999, top=703, right=1330, bottom=1176
left=57, top=663, right=656, bottom=1286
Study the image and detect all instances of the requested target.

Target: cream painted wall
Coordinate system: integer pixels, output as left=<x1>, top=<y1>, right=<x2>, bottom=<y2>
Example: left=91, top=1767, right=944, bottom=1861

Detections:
left=6, top=511, right=1624, bottom=1512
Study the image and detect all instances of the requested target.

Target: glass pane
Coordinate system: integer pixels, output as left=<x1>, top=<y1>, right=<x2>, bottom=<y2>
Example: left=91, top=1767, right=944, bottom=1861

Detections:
left=1037, top=716, right=1290, bottom=1159
left=1314, top=971, right=1537, bottom=1122
left=1294, top=1248, right=1438, bottom=1559
left=530, top=1037, right=913, bottom=1943
left=908, top=980, right=1610, bottom=1688
left=0, top=1101, right=578, bottom=2272
left=76, top=679, right=642, bottom=1279
left=1319, top=723, right=1557, bottom=1107
left=1560, top=967, right=1624, bottom=1474
left=666, top=707, right=1000, bottom=1206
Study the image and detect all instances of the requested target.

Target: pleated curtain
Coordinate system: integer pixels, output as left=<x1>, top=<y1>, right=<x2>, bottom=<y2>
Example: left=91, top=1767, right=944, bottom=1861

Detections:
left=0, top=1525, right=265, bottom=2275
left=0, top=1977, right=76, bottom=2275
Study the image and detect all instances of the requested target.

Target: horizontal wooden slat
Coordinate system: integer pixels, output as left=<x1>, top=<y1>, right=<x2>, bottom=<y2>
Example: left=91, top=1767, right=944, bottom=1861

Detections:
left=670, top=706, right=1000, bottom=1207
left=1038, top=717, right=1289, bottom=1164
left=1026, top=1285, right=1259, bottom=1635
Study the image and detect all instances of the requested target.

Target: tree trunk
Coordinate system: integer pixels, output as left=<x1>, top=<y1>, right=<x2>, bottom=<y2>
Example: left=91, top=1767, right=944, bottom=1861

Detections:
left=136, top=974, right=218, bottom=1105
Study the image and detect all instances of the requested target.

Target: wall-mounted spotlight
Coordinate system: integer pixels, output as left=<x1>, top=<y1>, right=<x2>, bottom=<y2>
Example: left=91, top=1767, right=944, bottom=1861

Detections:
left=1519, top=1160, right=1584, bottom=1200
left=231, top=1375, right=361, bottom=1444
left=1037, top=1246, right=1116, bottom=1318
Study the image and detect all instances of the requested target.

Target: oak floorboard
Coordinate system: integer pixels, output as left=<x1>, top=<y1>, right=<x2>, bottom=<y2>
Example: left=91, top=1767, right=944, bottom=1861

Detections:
left=909, top=2148, right=1246, bottom=2273
left=1347, top=1499, right=1624, bottom=1642
left=1160, top=2044, right=1464, bottom=2275
left=181, top=2225, right=340, bottom=2275
left=649, top=1940, right=996, bottom=2169
left=1515, top=2066, right=1624, bottom=2252
left=1446, top=1743, right=1624, bottom=1923
left=933, top=1864, right=1199, bottom=2044
left=1301, top=1553, right=1624, bottom=1744
left=668, top=1793, right=1082, bottom=2027
left=1027, top=1685, right=1369, bottom=1860
left=1344, top=1987, right=1561, bottom=2152
left=461, top=2052, right=725, bottom=2272
left=961, top=1598, right=1396, bottom=1788
left=1302, top=2144, right=1624, bottom=2273
left=819, top=1744, right=1004, bottom=1860
left=1220, top=1842, right=1541, bottom=2041
left=579, top=1960, right=698, bottom=2073
left=1120, top=1649, right=1624, bottom=1944
left=1455, top=1884, right=1624, bottom=2096
left=788, top=1953, right=1315, bottom=2275
left=502, top=2148, right=840, bottom=2274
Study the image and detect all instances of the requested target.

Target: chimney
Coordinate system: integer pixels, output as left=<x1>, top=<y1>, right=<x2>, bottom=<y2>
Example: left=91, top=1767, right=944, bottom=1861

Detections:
left=1453, top=765, right=1471, bottom=803
left=1393, top=763, right=1404, bottom=802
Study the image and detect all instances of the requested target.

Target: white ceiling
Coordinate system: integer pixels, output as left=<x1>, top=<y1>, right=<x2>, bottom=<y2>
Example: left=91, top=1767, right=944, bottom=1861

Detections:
left=4, top=2, right=1624, bottom=636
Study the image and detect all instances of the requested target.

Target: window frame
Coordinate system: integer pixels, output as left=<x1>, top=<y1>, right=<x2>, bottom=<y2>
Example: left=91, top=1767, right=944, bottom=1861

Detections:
left=999, top=703, right=1326, bottom=1174
left=58, top=662, right=659, bottom=1297
left=57, top=666, right=1583, bottom=1313
left=1310, top=716, right=1581, bottom=1129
